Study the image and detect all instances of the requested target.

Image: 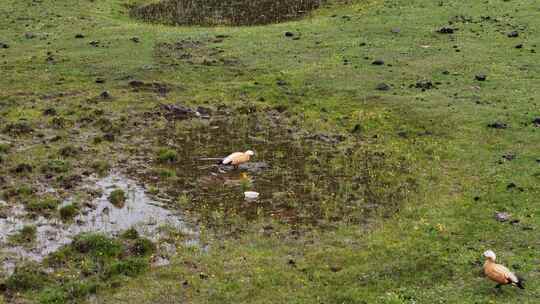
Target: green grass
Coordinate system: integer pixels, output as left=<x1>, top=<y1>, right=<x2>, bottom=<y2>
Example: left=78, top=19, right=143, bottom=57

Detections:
left=0, top=0, right=539, bottom=303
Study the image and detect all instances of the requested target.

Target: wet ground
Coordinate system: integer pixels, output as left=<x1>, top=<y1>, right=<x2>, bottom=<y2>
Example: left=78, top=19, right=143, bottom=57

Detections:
left=130, top=0, right=323, bottom=26
left=0, top=174, right=196, bottom=274
left=130, top=110, right=416, bottom=227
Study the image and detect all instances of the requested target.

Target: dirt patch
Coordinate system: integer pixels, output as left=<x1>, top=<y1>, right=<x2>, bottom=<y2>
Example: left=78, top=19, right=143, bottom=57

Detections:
left=154, top=38, right=240, bottom=67
left=130, top=0, right=323, bottom=26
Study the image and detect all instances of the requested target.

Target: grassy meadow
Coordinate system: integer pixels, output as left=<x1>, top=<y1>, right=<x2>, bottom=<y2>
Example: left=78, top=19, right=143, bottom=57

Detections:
left=0, top=0, right=539, bottom=303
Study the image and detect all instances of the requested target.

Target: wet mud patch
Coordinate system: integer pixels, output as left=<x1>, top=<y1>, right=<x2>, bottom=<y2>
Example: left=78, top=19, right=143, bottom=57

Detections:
left=154, top=38, right=241, bottom=67
left=130, top=0, right=323, bottom=26
left=132, top=111, right=417, bottom=227
left=0, top=174, right=195, bottom=273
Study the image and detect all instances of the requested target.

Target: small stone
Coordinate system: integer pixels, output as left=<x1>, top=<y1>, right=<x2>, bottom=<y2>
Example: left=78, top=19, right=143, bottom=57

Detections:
left=0, top=42, right=9, bottom=49
left=130, top=37, right=140, bottom=43
left=507, top=31, right=519, bottom=38
left=284, top=31, right=294, bottom=37
left=99, top=91, right=111, bottom=99
left=372, top=59, right=385, bottom=66
left=502, top=153, right=516, bottom=161
left=532, top=117, right=540, bottom=127
left=276, top=79, right=288, bottom=86
left=437, top=27, right=455, bottom=34
left=413, top=80, right=435, bottom=90
left=487, top=122, right=507, bottom=129
left=375, top=83, right=391, bottom=91
left=391, top=28, right=401, bottom=34
left=515, top=44, right=523, bottom=49
left=75, top=34, right=85, bottom=39
left=495, top=212, right=511, bottom=222
left=506, top=182, right=517, bottom=190
left=89, top=40, right=99, bottom=47
left=95, top=78, right=105, bottom=84
left=475, top=74, right=487, bottom=81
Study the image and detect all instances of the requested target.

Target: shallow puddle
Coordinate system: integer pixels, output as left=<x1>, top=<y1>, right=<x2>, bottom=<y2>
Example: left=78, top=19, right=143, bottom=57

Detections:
left=0, top=174, right=195, bottom=274
left=138, top=113, right=416, bottom=226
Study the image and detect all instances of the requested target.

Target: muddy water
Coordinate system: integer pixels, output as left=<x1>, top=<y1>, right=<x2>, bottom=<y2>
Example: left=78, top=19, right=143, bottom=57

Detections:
left=143, top=113, right=415, bottom=226
left=0, top=174, right=195, bottom=273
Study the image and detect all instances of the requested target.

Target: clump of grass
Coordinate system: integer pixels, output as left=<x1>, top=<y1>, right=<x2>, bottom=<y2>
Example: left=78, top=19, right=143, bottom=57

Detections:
left=158, top=168, right=176, bottom=178
left=25, top=197, right=61, bottom=214
left=176, top=193, right=190, bottom=206
left=9, top=225, right=37, bottom=244
left=59, top=204, right=79, bottom=221
left=129, top=238, right=156, bottom=256
left=0, top=142, right=10, bottom=153
left=59, top=145, right=79, bottom=158
left=41, top=159, right=70, bottom=174
left=157, top=148, right=178, bottom=163
left=91, top=160, right=111, bottom=176
left=108, top=189, right=126, bottom=208
left=105, top=257, right=148, bottom=278
left=5, top=263, right=50, bottom=292
left=121, top=227, right=140, bottom=240
left=131, top=0, right=324, bottom=26
left=72, top=233, right=123, bottom=258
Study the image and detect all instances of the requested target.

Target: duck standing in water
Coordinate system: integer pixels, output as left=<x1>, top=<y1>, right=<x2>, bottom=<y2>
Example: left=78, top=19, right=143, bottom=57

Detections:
left=483, top=250, right=524, bottom=290
left=221, top=150, right=255, bottom=167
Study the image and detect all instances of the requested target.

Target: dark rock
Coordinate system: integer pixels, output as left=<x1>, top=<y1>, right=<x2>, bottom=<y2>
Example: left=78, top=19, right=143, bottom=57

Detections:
left=413, top=80, right=435, bottom=91
left=276, top=79, right=288, bottom=86
left=375, top=83, right=391, bottom=91
left=330, top=266, right=342, bottom=272
left=532, top=117, right=540, bottom=127
left=284, top=31, right=294, bottom=37
left=0, top=42, right=9, bottom=49
left=515, top=44, right=523, bottom=49
left=95, top=78, right=106, bottom=84
left=159, top=104, right=196, bottom=120
left=99, top=91, right=111, bottom=99
left=103, top=133, right=115, bottom=142
left=43, top=108, right=57, bottom=116
left=130, top=37, right=140, bottom=43
left=475, top=74, right=487, bottom=81
left=437, top=27, right=455, bottom=34
left=12, top=163, right=33, bottom=174
left=487, top=122, right=508, bottom=129
left=442, top=70, right=450, bottom=75
left=351, top=124, right=362, bottom=134
left=75, top=34, right=85, bottom=39
left=372, top=59, right=385, bottom=66
left=89, top=40, right=99, bottom=47
left=502, top=153, right=516, bottom=161
left=506, top=182, right=517, bottom=190
left=507, top=31, right=519, bottom=38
